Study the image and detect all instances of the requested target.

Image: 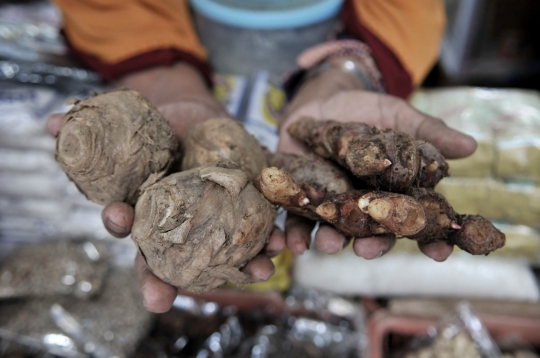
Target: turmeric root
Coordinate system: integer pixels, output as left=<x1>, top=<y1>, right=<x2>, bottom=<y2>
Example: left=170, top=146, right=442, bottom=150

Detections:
left=416, top=141, right=449, bottom=189
left=255, top=167, right=426, bottom=237
left=407, top=188, right=505, bottom=255
left=181, top=118, right=268, bottom=181
left=131, top=161, right=276, bottom=293
left=258, top=152, right=504, bottom=255
left=287, top=117, right=449, bottom=191
left=55, top=89, right=177, bottom=205
left=268, top=152, right=354, bottom=202
left=260, top=152, right=353, bottom=222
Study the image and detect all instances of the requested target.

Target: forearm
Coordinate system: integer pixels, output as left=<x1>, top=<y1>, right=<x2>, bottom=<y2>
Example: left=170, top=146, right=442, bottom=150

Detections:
left=115, top=62, right=213, bottom=106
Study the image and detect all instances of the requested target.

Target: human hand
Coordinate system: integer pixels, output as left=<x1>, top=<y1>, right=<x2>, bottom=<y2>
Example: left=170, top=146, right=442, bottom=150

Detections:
left=47, top=63, right=285, bottom=312
left=277, top=65, right=477, bottom=262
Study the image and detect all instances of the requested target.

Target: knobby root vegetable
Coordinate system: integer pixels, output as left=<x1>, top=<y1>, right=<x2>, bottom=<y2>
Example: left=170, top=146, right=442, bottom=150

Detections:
left=55, top=89, right=177, bottom=205
left=407, top=188, right=505, bottom=255
left=181, top=118, right=268, bottom=181
left=131, top=161, right=276, bottom=293
left=260, top=152, right=353, bottom=222
left=268, top=152, right=354, bottom=202
left=357, top=192, right=426, bottom=236
left=416, top=141, right=449, bottom=189
left=259, top=152, right=504, bottom=255
left=255, top=166, right=426, bottom=238
left=287, top=117, right=449, bottom=191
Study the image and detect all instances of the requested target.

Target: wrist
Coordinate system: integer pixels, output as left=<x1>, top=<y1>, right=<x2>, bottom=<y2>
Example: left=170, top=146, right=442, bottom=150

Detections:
left=318, top=55, right=382, bottom=92
left=115, top=62, right=214, bottom=106
left=295, top=39, right=384, bottom=93
left=283, top=66, right=365, bottom=122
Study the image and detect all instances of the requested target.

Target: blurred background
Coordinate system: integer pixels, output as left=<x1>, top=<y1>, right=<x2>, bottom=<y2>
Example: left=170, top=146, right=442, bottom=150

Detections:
left=0, top=0, right=540, bottom=357
left=428, top=0, right=540, bottom=89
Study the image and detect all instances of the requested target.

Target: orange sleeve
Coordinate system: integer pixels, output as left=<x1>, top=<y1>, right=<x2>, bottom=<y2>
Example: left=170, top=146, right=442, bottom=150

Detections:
left=52, top=0, right=209, bottom=80
left=342, top=0, right=446, bottom=97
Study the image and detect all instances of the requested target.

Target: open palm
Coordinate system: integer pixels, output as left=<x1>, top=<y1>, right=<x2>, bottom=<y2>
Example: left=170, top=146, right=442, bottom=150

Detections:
left=277, top=89, right=477, bottom=261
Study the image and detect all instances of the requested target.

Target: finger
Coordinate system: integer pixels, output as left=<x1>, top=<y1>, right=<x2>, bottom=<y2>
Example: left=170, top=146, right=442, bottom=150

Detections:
left=319, top=91, right=477, bottom=160
left=242, top=254, right=275, bottom=282
left=352, top=235, right=396, bottom=259
left=46, top=113, right=65, bottom=137
left=389, top=100, right=477, bottom=160
left=101, top=202, right=134, bottom=238
left=135, top=253, right=177, bottom=313
left=413, top=115, right=477, bottom=159
left=276, top=131, right=310, bottom=156
left=284, top=214, right=315, bottom=255
left=263, top=227, right=286, bottom=257
left=418, top=241, right=454, bottom=262
left=314, top=224, right=350, bottom=255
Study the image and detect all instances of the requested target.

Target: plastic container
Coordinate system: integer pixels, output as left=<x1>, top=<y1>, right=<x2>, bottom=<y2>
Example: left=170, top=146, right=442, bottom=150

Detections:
left=367, top=307, right=540, bottom=358
left=190, top=0, right=344, bottom=77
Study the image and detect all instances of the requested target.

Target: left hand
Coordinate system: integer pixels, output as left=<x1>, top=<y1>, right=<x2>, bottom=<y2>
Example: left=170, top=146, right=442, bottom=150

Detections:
left=277, top=64, right=477, bottom=262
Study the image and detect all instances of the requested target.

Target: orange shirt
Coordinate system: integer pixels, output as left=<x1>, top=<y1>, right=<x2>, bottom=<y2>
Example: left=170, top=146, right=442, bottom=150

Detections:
left=54, top=0, right=206, bottom=63
left=53, top=0, right=445, bottom=98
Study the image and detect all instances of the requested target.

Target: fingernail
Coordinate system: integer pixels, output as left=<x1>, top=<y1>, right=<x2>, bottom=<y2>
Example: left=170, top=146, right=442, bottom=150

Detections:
left=362, top=248, right=385, bottom=260
left=105, top=219, right=127, bottom=237
left=265, top=248, right=283, bottom=257
left=295, top=244, right=306, bottom=255
left=371, top=250, right=384, bottom=259
left=265, top=250, right=277, bottom=257
left=379, top=244, right=392, bottom=257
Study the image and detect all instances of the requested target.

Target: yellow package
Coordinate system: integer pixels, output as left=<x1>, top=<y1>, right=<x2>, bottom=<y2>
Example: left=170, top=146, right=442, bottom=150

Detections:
left=447, top=138, right=495, bottom=178
left=495, top=140, right=540, bottom=183
left=435, top=177, right=487, bottom=215
left=390, top=224, right=540, bottom=263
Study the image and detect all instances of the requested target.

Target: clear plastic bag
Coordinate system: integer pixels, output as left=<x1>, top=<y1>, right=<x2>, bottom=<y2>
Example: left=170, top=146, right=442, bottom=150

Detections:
left=410, top=87, right=540, bottom=183
left=0, top=267, right=152, bottom=358
left=404, top=302, right=502, bottom=358
left=0, top=239, right=110, bottom=299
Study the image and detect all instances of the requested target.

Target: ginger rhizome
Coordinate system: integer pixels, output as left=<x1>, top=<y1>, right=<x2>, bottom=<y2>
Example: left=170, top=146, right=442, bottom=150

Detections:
left=406, top=188, right=505, bottom=255
left=287, top=117, right=450, bottom=192
left=268, top=152, right=354, bottom=199
left=181, top=118, right=268, bottom=181
left=258, top=150, right=504, bottom=255
left=255, top=165, right=426, bottom=238
left=55, top=90, right=177, bottom=205
left=131, top=162, right=276, bottom=293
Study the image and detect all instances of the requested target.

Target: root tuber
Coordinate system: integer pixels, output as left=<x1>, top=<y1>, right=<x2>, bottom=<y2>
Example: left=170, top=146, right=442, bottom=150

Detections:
left=287, top=117, right=449, bottom=191
left=258, top=152, right=504, bottom=255
left=131, top=161, right=276, bottom=293
left=255, top=166, right=426, bottom=238
left=181, top=118, right=268, bottom=180
left=406, top=188, right=505, bottom=255
left=268, top=152, right=354, bottom=202
left=55, top=89, right=177, bottom=205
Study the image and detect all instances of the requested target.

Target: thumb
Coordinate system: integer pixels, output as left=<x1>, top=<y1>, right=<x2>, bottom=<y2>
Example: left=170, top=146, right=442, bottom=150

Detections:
left=414, top=115, right=477, bottom=160
left=391, top=100, right=477, bottom=160
left=46, top=113, right=65, bottom=137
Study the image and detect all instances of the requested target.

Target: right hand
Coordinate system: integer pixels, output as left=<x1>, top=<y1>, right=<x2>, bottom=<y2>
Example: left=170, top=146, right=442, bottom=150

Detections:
left=277, top=64, right=477, bottom=262
left=47, top=62, right=285, bottom=313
